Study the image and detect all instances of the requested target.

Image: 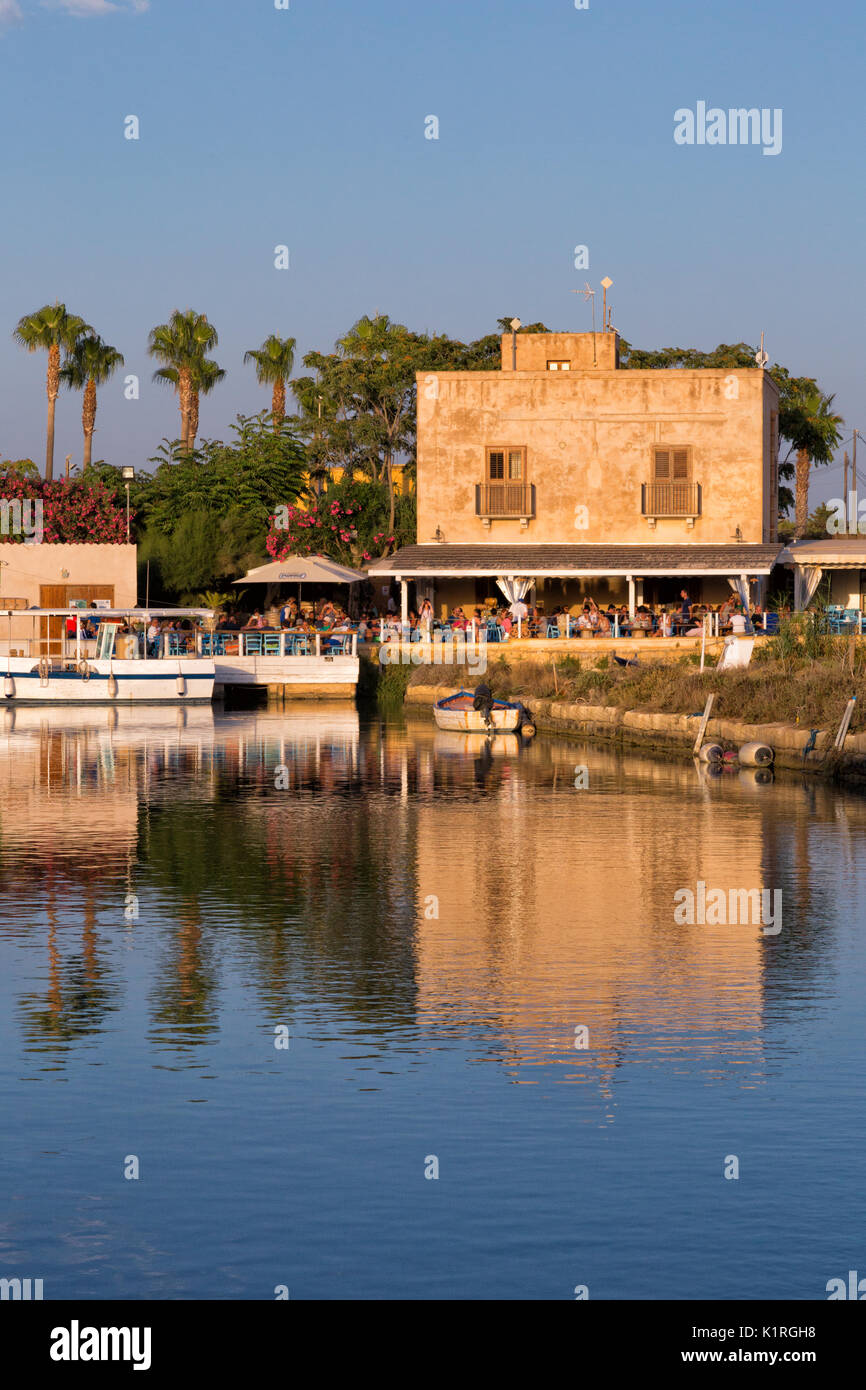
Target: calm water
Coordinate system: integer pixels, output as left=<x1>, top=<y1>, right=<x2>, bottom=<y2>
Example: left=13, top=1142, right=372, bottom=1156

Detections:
left=0, top=704, right=863, bottom=1301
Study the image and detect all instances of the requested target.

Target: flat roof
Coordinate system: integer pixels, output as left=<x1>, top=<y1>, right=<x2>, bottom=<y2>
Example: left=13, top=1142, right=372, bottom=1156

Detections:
left=369, top=543, right=783, bottom=578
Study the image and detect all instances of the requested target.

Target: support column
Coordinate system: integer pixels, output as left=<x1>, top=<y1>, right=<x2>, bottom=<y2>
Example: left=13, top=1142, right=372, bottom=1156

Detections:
left=627, top=575, right=635, bottom=619
left=399, top=577, right=408, bottom=626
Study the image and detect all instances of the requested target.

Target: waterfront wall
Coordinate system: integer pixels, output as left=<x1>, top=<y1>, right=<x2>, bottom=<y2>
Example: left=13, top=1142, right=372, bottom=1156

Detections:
left=404, top=683, right=866, bottom=779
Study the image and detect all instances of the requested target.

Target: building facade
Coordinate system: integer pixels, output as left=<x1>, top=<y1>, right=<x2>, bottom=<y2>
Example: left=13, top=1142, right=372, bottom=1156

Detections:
left=372, top=329, right=783, bottom=618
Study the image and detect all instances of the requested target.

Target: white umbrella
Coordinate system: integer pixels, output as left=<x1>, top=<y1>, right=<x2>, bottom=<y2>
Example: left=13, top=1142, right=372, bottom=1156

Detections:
left=233, top=554, right=366, bottom=619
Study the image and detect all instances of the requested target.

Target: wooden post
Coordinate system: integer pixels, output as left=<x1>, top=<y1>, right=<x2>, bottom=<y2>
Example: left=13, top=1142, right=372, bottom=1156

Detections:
left=834, top=696, right=856, bottom=750
left=693, top=693, right=715, bottom=754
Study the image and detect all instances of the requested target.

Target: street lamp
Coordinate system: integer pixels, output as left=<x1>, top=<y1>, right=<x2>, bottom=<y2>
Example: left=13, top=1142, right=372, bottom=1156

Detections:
left=122, top=467, right=134, bottom=543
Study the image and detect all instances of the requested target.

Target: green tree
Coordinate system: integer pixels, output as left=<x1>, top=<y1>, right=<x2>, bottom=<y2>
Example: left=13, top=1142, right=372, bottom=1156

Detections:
left=148, top=310, right=219, bottom=454
left=777, top=382, right=843, bottom=539
left=244, top=335, right=296, bottom=430
left=60, top=335, right=125, bottom=469
left=13, top=302, right=93, bottom=480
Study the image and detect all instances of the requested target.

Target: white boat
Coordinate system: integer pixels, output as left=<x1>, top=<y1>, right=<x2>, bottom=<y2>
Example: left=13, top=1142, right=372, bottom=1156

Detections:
left=0, top=607, right=215, bottom=705
left=433, top=690, right=522, bottom=733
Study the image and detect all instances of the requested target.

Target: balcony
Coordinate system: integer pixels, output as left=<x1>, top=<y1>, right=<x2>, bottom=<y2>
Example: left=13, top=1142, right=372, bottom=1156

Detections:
left=641, top=481, right=701, bottom=529
left=476, top=482, right=535, bottom=528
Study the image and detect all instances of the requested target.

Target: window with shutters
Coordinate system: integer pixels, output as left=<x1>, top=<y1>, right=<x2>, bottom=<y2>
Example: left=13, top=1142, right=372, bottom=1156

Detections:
left=653, top=446, right=691, bottom=482
left=487, top=447, right=524, bottom=481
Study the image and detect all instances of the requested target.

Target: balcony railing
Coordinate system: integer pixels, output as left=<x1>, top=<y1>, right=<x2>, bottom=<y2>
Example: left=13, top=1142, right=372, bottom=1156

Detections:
left=641, top=481, right=701, bottom=527
left=476, top=482, right=535, bottom=522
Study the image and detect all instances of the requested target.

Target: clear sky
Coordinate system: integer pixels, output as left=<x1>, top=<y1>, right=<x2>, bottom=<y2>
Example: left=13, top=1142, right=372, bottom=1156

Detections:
left=0, top=0, right=862, bottom=501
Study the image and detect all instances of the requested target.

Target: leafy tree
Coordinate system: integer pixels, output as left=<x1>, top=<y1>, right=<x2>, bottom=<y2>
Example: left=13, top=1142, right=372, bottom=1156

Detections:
left=13, top=302, right=93, bottom=480
left=148, top=309, right=219, bottom=454
left=266, top=475, right=414, bottom=568
left=244, top=335, right=296, bottom=430
left=60, top=335, right=125, bottom=469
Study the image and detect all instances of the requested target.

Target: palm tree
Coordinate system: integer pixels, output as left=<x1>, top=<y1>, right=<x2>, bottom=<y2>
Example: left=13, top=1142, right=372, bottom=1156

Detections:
left=188, top=357, right=226, bottom=449
left=13, top=303, right=92, bottom=480
left=149, top=310, right=219, bottom=453
left=244, top=334, right=296, bottom=429
left=781, top=387, right=844, bottom=539
left=60, top=335, right=125, bottom=469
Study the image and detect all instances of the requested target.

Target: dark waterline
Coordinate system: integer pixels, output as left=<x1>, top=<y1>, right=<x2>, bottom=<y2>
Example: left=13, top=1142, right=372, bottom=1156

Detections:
left=0, top=704, right=863, bottom=1300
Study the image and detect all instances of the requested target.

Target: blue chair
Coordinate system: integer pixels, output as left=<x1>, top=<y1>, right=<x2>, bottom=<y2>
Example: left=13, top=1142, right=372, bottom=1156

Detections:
left=763, top=613, right=780, bottom=635
left=263, top=633, right=281, bottom=655
left=546, top=623, right=560, bottom=638
left=243, top=633, right=263, bottom=655
left=291, top=635, right=309, bottom=655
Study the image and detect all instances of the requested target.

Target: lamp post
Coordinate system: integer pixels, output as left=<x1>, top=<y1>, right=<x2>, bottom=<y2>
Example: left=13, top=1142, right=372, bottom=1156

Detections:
left=122, top=467, right=134, bottom=543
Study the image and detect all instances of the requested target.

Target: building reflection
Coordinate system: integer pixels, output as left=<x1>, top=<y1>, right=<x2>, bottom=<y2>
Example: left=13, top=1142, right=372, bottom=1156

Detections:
left=0, top=707, right=860, bottom=1092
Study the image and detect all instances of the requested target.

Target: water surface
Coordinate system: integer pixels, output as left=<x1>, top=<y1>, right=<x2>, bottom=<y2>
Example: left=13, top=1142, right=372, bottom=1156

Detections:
left=0, top=705, right=863, bottom=1300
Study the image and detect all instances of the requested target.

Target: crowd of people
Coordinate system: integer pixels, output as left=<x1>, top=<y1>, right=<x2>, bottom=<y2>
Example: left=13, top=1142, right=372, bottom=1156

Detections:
left=375, top=589, right=785, bottom=641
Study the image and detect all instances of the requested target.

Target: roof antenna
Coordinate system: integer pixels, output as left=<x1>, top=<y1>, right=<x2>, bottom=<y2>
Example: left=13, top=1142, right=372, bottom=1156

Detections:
left=570, top=282, right=596, bottom=363
left=755, top=332, right=769, bottom=368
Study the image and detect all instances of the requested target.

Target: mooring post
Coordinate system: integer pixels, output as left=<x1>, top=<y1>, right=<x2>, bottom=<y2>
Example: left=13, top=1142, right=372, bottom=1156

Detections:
left=693, top=692, right=716, bottom=754
left=834, top=696, right=857, bottom=750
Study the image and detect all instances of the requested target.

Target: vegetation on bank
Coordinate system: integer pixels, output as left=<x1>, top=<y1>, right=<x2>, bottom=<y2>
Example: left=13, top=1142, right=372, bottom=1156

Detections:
left=407, top=617, right=866, bottom=732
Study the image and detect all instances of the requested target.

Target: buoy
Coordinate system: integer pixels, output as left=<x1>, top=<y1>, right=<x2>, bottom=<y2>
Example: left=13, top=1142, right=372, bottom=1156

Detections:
left=739, top=741, right=774, bottom=767
left=738, top=767, right=774, bottom=787
left=698, top=743, right=723, bottom=763
left=521, top=723, right=537, bottom=738
left=107, top=672, right=118, bottom=698
left=176, top=672, right=187, bottom=696
left=3, top=673, right=14, bottom=699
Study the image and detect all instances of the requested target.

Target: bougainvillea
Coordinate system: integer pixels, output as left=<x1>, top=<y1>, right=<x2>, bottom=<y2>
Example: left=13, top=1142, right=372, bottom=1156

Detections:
left=265, top=491, right=398, bottom=569
left=0, top=471, right=130, bottom=544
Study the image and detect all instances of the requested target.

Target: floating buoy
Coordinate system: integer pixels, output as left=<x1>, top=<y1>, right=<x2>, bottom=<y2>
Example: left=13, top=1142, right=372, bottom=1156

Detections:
left=4, top=673, right=14, bottom=699
left=698, top=743, right=723, bottom=763
left=107, top=672, right=118, bottom=699
left=521, top=723, right=537, bottom=738
left=176, top=672, right=187, bottom=696
left=739, top=741, right=774, bottom=766
left=738, top=767, right=774, bottom=787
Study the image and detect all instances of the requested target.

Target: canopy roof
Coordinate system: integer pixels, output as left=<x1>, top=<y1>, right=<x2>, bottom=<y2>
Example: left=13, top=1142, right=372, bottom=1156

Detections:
left=234, top=555, right=366, bottom=585
left=368, top=543, right=783, bottom=578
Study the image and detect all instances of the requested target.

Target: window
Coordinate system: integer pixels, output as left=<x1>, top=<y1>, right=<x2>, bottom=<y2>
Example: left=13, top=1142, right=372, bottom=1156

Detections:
left=487, top=447, right=525, bottom=481
left=547, top=360, right=571, bottom=371
left=653, top=446, right=691, bottom=482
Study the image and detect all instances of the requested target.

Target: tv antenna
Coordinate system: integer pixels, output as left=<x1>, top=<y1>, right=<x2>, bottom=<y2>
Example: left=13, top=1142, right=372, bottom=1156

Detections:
left=755, top=331, right=769, bottom=368
left=571, top=282, right=596, bottom=363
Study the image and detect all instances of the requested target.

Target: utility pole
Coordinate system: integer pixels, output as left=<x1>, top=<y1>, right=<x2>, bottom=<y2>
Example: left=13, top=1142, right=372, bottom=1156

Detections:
left=854, top=428, right=858, bottom=528
left=844, top=450, right=849, bottom=532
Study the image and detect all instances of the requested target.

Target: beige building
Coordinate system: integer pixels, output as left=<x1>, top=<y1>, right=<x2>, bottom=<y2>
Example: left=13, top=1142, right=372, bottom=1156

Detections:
left=372, top=328, right=783, bottom=618
left=0, top=543, right=137, bottom=652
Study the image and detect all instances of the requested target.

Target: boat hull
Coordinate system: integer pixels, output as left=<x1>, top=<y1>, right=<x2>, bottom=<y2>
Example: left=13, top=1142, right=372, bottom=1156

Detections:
left=1, top=658, right=214, bottom=704
left=433, top=692, right=521, bottom=733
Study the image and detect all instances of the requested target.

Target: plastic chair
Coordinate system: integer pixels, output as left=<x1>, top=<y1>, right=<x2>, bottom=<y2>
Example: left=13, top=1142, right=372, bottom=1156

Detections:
left=263, top=633, right=281, bottom=655
left=291, top=635, right=310, bottom=655
left=243, top=633, right=263, bottom=655
left=546, top=623, right=560, bottom=638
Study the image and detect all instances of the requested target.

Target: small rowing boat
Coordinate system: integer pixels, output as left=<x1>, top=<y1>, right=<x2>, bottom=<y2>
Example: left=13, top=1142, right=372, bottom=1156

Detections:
left=433, top=689, right=522, bottom=733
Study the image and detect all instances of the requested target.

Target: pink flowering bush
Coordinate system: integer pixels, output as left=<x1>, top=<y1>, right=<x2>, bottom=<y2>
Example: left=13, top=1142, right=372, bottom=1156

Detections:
left=0, top=471, right=130, bottom=544
left=265, top=481, right=406, bottom=568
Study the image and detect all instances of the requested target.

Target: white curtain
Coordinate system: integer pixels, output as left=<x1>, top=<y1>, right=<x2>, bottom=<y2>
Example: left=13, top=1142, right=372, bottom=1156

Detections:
left=496, top=577, right=532, bottom=604
left=728, top=575, right=754, bottom=633
left=794, top=565, right=823, bottom=611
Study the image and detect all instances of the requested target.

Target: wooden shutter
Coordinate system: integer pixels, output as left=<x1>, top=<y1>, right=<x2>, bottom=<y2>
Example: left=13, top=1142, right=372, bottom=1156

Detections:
left=488, top=450, right=504, bottom=479
left=654, top=449, right=671, bottom=480
left=672, top=449, right=690, bottom=480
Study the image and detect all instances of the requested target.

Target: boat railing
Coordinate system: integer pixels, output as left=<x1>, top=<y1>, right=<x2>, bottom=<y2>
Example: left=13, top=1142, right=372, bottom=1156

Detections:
left=198, top=630, right=358, bottom=658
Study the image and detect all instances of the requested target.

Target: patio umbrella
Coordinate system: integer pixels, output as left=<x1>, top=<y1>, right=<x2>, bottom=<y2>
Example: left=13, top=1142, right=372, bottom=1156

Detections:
left=233, top=555, right=366, bottom=618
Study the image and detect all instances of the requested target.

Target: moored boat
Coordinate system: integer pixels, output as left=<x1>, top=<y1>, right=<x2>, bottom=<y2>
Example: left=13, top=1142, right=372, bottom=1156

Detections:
left=433, top=689, right=521, bottom=733
left=1, top=607, right=215, bottom=705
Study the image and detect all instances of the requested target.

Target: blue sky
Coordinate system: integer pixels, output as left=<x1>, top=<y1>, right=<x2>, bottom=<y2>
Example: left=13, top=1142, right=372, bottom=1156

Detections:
left=0, top=0, right=862, bottom=502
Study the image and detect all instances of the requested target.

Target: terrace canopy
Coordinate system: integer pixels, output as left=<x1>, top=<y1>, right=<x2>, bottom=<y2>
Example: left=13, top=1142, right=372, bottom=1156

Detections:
left=777, top=537, right=866, bottom=610
left=233, top=556, right=365, bottom=586
left=368, top=543, right=784, bottom=621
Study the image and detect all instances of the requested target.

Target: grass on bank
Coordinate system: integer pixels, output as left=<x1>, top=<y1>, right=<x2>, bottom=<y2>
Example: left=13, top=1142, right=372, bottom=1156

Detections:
left=406, top=616, right=866, bottom=733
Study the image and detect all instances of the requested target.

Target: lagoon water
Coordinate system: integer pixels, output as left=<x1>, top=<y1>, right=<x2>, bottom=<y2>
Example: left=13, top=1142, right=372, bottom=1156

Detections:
left=0, top=704, right=863, bottom=1301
